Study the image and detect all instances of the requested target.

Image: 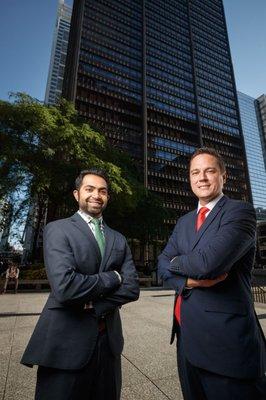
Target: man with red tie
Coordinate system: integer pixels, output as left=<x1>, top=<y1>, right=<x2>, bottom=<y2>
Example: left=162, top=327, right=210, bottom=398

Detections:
left=158, top=148, right=266, bottom=400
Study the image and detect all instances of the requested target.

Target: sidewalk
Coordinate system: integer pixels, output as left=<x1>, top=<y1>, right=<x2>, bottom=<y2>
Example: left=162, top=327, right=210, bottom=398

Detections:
left=0, top=291, right=265, bottom=400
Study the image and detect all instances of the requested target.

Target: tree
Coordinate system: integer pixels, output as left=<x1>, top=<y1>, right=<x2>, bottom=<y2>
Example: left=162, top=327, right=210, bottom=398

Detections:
left=0, top=93, right=173, bottom=263
left=0, top=92, right=131, bottom=206
left=0, top=93, right=132, bottom=257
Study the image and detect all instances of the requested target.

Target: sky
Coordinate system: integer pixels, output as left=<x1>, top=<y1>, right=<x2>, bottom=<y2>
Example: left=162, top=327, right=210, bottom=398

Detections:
left=0, top=0, right=72, bottom=102
left=223, top=0, right=266, bottom=98
left=0, top=0, right=265, bottom=102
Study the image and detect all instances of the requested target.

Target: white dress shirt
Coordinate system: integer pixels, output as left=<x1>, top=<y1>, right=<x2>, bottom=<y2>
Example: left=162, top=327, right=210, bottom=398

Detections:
left=77, top=210, right=104, bottom=238
left=197, top=193, right=224, bottom=218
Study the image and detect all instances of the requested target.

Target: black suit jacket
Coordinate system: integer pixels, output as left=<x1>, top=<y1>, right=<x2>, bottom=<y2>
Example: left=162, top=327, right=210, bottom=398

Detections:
left=21, top=213, right=139, bottom=370
left=158, top=196, right=266, bottom=379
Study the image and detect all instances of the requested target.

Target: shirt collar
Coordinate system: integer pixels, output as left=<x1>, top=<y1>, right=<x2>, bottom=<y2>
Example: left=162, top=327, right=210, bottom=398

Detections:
left=77, top=210, right=103, bottom=225
left=197, top=193, right=224, bottom=213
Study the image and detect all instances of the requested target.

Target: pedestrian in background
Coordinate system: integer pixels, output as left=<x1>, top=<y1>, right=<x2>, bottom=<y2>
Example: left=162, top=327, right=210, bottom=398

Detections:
left=2, top=260, right=20, bottom=293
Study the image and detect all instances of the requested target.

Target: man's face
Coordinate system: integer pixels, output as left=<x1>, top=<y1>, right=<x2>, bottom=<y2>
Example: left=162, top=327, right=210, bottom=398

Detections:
left=73, top=174, right=109, bottom=218
left=189, top=154, right=226, bottom=205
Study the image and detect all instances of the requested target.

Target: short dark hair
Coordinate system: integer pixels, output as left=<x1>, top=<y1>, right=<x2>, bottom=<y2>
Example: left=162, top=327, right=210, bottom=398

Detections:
left=75, top=168, right=110, bottom=190
left=189, top=147, right=226, bottom=173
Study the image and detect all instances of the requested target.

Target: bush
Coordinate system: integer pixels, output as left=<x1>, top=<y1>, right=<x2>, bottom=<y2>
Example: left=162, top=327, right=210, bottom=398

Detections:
left=20, top=268, right=47, bottom=280
left=21, top=263, right=45, bottom=271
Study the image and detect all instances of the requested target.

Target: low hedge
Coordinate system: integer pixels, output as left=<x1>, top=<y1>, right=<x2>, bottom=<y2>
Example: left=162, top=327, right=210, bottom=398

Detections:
left=20, top=268, right=47, bottom=280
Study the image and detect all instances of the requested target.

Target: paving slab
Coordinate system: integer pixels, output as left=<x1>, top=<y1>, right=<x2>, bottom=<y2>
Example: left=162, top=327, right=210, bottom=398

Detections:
left=0, top=353, right=10, bottom=400
left=121, top=356, right=149, bottom=388
left=152, top=377, right=183, bottom=400
left=0, top=291, right=265, bottom=400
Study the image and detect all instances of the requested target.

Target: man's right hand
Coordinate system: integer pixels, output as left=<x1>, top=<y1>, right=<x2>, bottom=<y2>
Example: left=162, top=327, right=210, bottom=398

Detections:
left=186, top=273, right=228, bottom=288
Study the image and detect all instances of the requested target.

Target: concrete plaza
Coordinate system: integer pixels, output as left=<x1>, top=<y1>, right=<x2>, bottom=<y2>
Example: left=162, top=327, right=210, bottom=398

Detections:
left=0, top=290, right=265, bottom=400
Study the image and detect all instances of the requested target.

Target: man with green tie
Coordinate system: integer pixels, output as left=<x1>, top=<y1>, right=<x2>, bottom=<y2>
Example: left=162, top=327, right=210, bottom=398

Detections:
left=21, top=168, right=139, bottom=400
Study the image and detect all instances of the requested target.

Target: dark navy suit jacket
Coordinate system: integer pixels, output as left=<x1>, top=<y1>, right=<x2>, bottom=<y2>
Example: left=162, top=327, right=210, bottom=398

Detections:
left=21, top=212, right=139, bottom=370
left=158, top=196, right=266, bottom=379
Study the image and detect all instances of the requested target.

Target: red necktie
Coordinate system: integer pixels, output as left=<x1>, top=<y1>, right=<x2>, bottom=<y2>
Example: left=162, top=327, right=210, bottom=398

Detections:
left=174, top=294, right=182, bottom=325
left=196, top=207, right=210, bottom=231
left=174, top=207, right=210, bottom=325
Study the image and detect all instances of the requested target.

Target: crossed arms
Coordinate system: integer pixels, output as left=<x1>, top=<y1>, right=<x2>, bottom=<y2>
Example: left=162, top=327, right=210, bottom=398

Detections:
left=158, top=203, right=256, bottom=293
left=43, top=223, right=139, bottom=316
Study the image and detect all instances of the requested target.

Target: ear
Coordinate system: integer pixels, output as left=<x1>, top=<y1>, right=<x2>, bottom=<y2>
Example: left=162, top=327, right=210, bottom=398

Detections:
left=223, top=172, right=226, bottom=184
left=73, top=190, right=79, bottom=202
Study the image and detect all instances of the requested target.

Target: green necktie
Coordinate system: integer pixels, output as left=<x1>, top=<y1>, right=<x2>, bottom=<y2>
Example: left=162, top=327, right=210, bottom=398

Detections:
left=91, top=218, right=105, bottom=257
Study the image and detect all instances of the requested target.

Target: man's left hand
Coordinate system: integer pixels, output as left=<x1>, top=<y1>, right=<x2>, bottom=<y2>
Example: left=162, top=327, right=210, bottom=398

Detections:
left=186, top=273, right=228, bottom=288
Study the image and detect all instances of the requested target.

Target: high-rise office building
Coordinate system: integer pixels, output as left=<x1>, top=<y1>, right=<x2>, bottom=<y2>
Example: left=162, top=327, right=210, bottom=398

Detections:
left=0, top=200, right=13, bottom=251
left=257, top=94, right=266, bottom=155
left=63, top=0, right=251, bottom=219
left=45, top=0, right=72, bottom=105
left=21, top=199, right=48, bottom=263
left=22, top=1, right=72, bottom=262
left=238, top=91, right=266, bottom=219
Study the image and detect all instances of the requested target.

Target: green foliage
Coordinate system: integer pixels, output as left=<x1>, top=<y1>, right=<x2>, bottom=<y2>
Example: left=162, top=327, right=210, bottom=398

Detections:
left=22, top=262, right=45, bottom=271
left=0, top=92, right=173, bottom=252
left=0, top=92, right=131, bottom=217
left=105, top=187, right=174, bottom=242
left=20, top=268, right=47, bottom=280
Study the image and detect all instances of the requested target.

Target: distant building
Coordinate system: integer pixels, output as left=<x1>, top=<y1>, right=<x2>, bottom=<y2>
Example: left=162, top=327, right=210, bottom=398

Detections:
left=22, top=1, right=72, bottom=262
left=21, top=202, right=38, bottom=264
left=45, top=0, right=72, bottom=105
left=21, top=198, right=48, bottom=264
left=0, top=200, right=13, bottom=251
left=256, top=220, right=266, bottom=266
left=257, top=94, right=266, bottom=162
left=237, top=91, right=266, bottom=219
left=63, top=0, right=252, bottom=221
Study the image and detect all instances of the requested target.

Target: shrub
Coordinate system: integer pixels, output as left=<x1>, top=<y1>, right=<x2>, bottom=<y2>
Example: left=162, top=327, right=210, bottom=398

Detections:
left=20, top=268, right=47, bottom=280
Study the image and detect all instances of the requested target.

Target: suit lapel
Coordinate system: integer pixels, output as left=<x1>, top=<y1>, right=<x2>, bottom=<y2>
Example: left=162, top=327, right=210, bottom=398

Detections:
left=99, top=223, right=115, bottom=272
left=190, top=196, right=228, bottom=250
left=187, top=210, right=198, bottom=246
left=70, top=213, right=101, bottom=259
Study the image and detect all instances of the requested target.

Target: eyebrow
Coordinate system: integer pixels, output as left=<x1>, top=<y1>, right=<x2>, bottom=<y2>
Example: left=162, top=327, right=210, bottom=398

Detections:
left=83, top=185, right=108, bottom=190
left=190, top=167, right=217, bottom=173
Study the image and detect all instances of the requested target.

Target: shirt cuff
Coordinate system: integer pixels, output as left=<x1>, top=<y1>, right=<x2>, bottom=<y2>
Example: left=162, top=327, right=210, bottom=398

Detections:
left=114, top=270, right=122, bottom=284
